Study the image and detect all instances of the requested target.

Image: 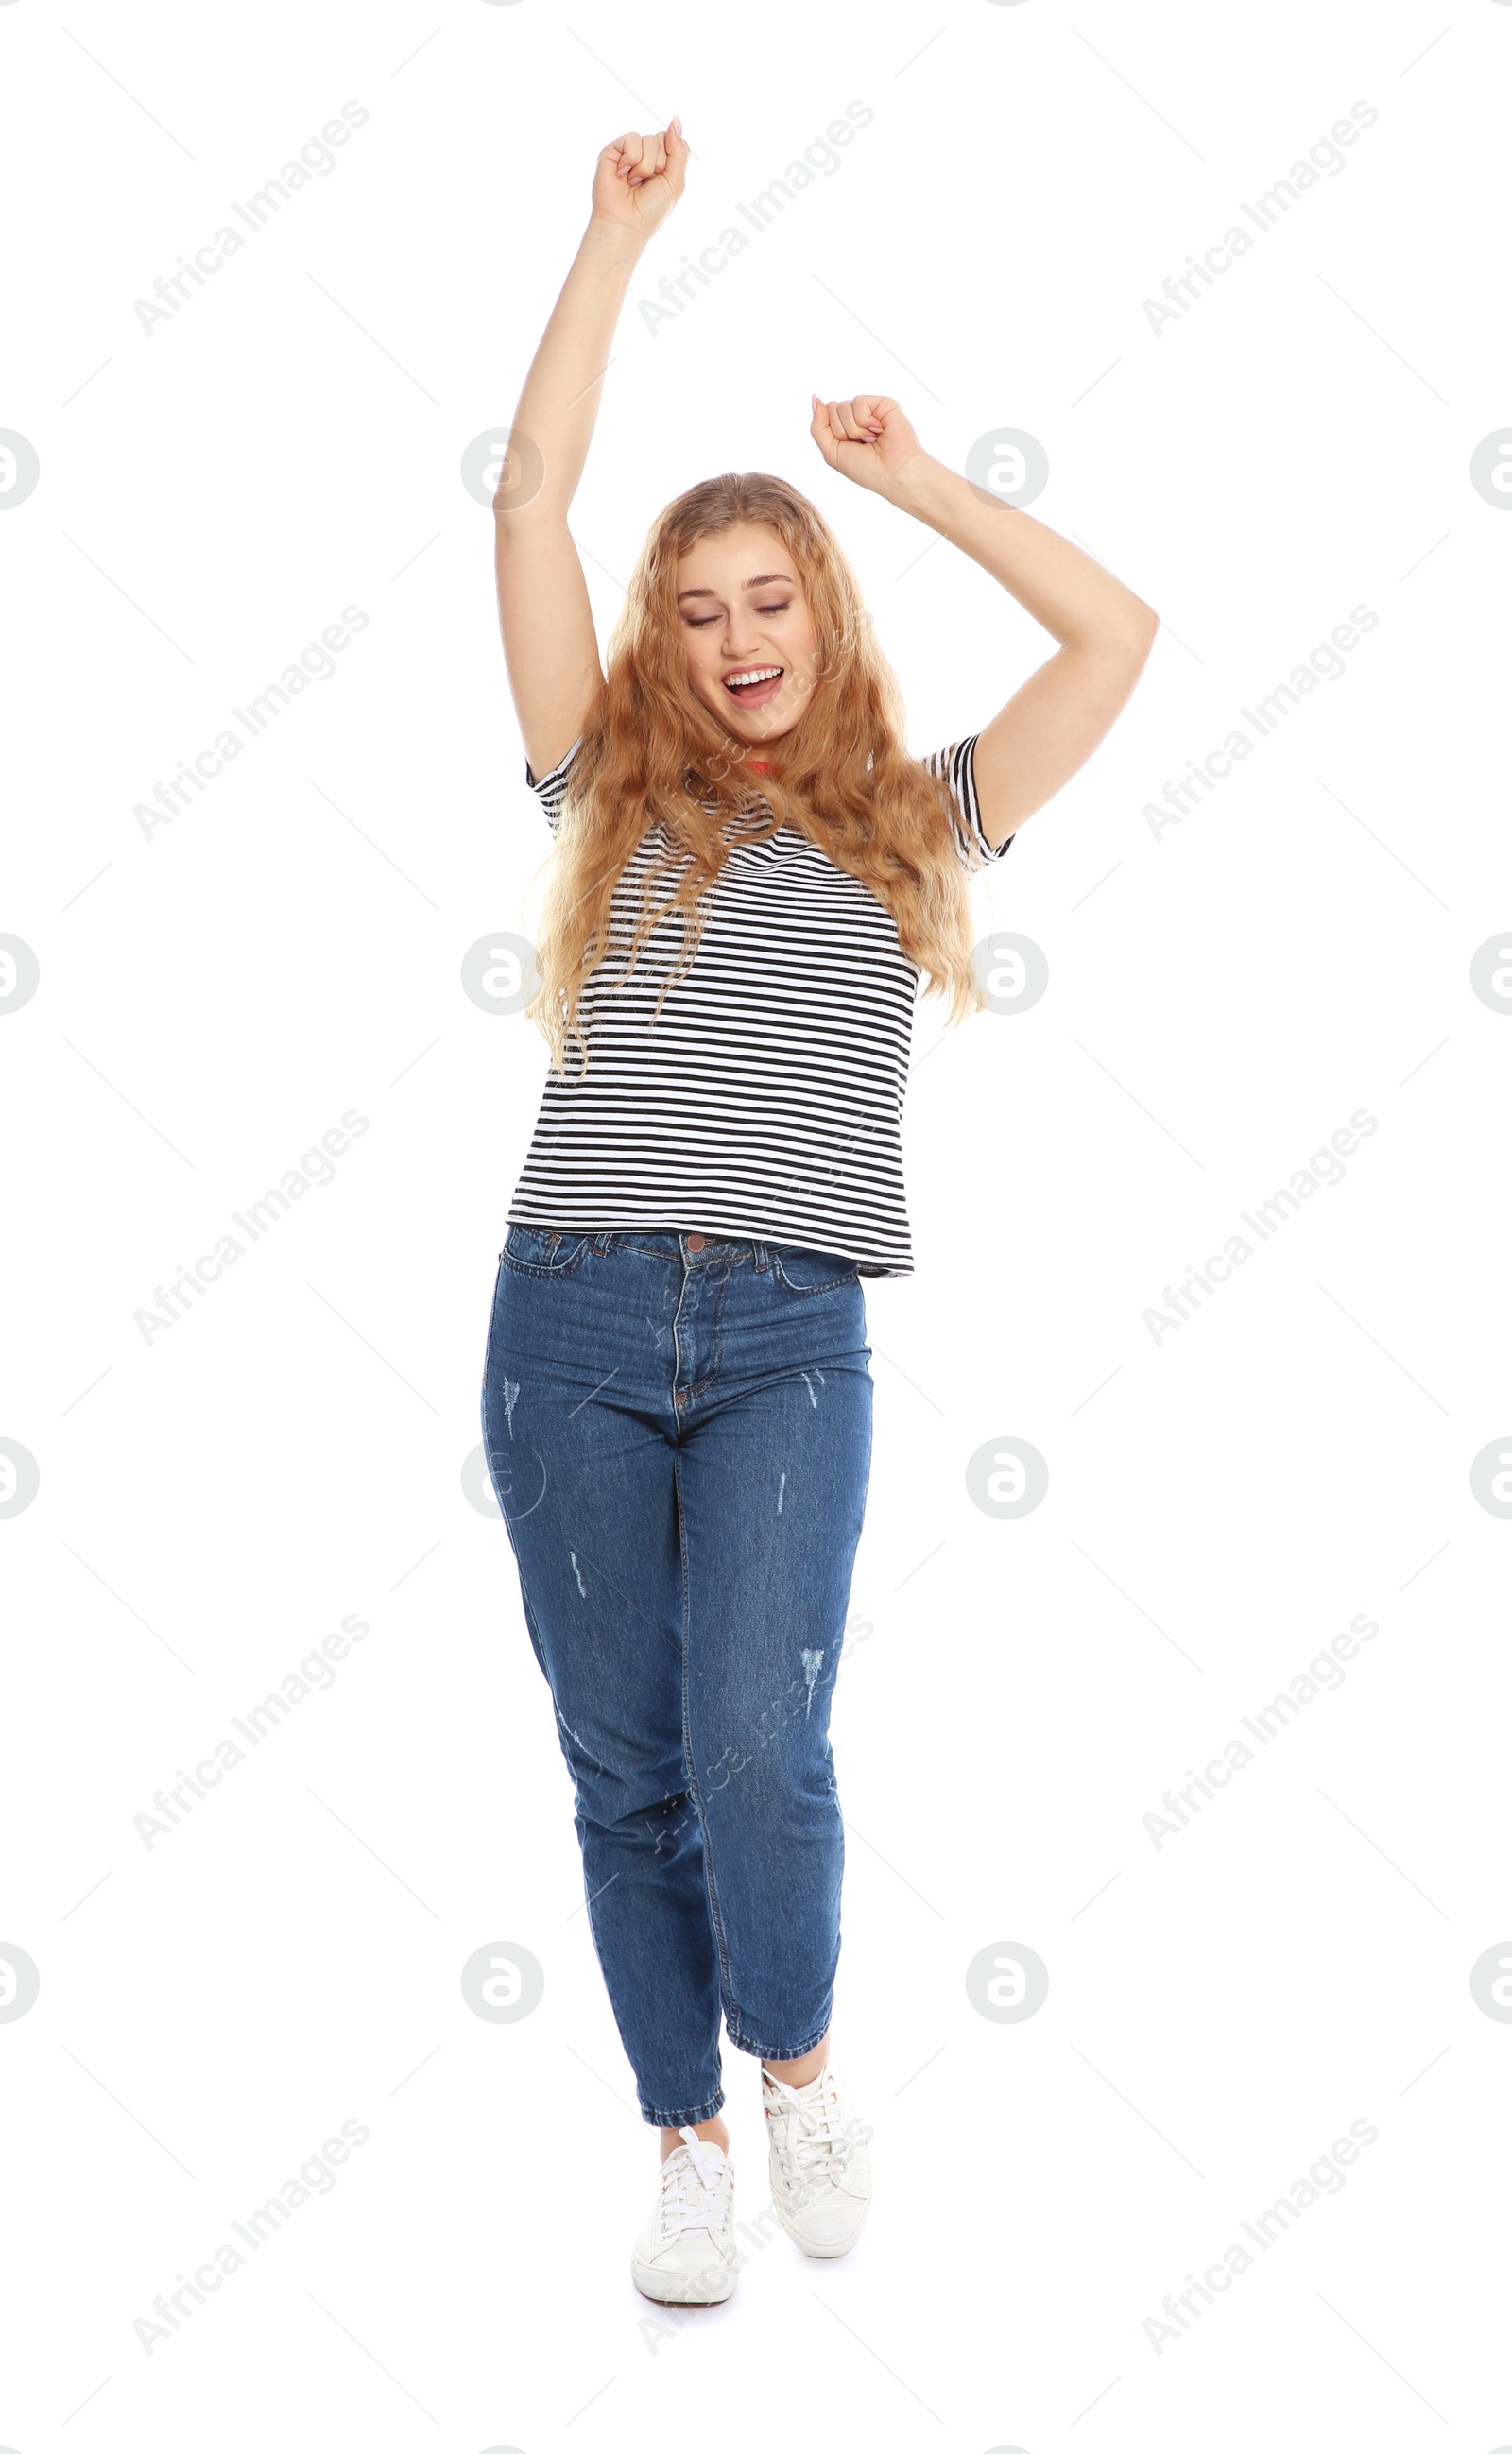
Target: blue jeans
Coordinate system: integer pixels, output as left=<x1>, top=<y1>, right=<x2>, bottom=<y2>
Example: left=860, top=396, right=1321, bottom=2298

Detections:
left=480, top=1226, right=874, bottom=2127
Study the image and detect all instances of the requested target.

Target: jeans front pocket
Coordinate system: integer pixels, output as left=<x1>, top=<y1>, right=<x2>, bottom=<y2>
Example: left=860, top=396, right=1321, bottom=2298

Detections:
left=502, top=1224, right=593, bottom=1278
left=770, top=1242, right=861, bottom=1296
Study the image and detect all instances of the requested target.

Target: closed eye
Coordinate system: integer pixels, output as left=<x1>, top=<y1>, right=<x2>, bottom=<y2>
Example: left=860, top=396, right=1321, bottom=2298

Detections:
left=684, top=601, right=792, bottom=627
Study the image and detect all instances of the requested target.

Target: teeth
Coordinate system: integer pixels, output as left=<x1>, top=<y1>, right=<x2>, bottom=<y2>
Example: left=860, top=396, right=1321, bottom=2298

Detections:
left=725, top=666, right=782, bottom=688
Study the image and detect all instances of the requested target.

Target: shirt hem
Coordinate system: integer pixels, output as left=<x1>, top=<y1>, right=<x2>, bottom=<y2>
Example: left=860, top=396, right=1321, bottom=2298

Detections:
left=504, top=1201, right=913, bottom=1278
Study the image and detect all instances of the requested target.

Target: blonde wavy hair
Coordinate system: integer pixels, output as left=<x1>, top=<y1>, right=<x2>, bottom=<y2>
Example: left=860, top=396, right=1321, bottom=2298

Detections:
left=524, top=472, right=989, bottom=1076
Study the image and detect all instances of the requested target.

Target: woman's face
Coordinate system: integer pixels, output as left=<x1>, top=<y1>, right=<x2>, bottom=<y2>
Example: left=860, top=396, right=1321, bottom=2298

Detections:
left=675, top=523, right=821, bottom=751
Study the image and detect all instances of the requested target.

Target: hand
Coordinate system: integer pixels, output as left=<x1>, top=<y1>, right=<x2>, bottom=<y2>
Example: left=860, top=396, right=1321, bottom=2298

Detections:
left=590, top=122, right=689, bottom=242
left=809, top=394, right=931, bottom=500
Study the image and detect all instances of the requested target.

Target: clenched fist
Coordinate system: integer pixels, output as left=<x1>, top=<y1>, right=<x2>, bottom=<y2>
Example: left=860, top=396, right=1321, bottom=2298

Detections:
left=810, top=395, right=930, bottom=500
left=590, top=122, right=689, bottom=241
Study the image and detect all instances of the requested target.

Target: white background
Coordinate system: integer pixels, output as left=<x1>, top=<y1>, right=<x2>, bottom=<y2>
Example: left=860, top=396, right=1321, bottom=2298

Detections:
left=5, top=0, right=1511, bottom=2445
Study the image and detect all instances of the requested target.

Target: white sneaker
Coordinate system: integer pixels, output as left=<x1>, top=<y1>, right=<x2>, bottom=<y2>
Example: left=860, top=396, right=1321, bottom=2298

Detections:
left=761, top=2058, right=872, bottom=2257
left=629, top=2127, right=738, bottom=2305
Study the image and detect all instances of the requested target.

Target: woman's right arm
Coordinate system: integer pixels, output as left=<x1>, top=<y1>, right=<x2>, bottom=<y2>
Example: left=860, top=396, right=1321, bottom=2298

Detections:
left=493, top=123, right=688, bottom=781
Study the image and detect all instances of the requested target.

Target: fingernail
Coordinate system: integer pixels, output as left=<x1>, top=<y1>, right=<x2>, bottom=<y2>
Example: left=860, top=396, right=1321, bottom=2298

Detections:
left=671, top=112, right=684, bottom=136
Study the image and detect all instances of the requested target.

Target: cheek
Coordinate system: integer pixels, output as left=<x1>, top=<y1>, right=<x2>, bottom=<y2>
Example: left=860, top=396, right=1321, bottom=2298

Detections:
left=685, top=653, right=728, bottom=711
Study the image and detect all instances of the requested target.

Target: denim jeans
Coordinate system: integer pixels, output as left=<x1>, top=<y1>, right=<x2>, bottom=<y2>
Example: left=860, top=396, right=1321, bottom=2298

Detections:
left=480, top=1226, right=874, bottom=2127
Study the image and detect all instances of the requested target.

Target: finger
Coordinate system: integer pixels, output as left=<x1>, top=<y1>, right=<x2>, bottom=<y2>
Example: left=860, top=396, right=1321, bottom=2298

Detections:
left=664, top=116, right=690, bottom=194
left=629, top=134, right=669, bottom=187
left=842, top=396, right=885, bottom=437
left=617, top=130, right=647, bottom=181
left=832, top=400, right=871, bottom=444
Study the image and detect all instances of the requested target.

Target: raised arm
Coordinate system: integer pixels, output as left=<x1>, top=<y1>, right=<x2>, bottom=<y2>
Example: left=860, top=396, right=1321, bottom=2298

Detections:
left=494, top=123, right=689, bottom=781
left=810, top=394, right=1159, bottom=849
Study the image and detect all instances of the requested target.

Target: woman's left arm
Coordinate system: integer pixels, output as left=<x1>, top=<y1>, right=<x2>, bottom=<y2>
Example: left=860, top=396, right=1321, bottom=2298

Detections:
left=812, top=394, right=1159, bottom=850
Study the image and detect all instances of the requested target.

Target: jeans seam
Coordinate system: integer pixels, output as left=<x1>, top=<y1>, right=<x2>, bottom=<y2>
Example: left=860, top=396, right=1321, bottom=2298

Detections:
left=673, top=1450, right=739, bottom=2042
left=478, top=1258, right=500, bottom=1453
left=678, top=1260, right=735, bottom=1408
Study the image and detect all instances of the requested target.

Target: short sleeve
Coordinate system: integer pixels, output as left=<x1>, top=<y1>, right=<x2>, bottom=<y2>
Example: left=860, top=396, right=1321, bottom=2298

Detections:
left=922, top=735, right=1015, bottom=870
left=524, top=737, right=582, bottom=837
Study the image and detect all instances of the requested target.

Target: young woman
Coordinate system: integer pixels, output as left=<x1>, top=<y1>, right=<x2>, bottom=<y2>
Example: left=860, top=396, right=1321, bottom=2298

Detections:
left=482, top=121, right=1156, bottom=2305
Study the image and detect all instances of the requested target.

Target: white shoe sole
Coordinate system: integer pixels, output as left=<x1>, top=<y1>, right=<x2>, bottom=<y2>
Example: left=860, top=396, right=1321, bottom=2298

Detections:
left=771, top=2196, right=870, bottom=2258
left=629, top=2253, right=738, bottom=2305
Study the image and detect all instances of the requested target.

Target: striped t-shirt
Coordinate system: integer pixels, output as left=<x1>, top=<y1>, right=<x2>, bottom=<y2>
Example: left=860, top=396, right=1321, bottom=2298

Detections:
left=506, top=736, right=1014, bottom=1277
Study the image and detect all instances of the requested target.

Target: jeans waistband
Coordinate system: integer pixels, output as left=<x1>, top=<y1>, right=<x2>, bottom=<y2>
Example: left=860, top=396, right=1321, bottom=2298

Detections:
left=587, top=1227, right=769, bottom=1265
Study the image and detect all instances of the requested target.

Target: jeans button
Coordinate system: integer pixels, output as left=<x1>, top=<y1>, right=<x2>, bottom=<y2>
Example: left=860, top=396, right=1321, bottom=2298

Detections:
left=686, top=1232, right=706, bottom=1253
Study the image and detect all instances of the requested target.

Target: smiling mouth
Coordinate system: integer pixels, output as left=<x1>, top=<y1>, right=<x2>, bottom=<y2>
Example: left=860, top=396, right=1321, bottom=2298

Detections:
left=722, top=664, right=785, bottom=709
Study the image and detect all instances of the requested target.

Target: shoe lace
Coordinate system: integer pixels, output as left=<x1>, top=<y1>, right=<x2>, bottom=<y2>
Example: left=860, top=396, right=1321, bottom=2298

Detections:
left=657, top=2128, right=732, bottom=2240
left=765, top=2068, right=851, bottom=2182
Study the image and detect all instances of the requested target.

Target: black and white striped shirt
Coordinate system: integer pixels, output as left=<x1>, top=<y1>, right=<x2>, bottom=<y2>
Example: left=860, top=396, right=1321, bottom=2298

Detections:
left=506, top=737, right=1013, bottom=1277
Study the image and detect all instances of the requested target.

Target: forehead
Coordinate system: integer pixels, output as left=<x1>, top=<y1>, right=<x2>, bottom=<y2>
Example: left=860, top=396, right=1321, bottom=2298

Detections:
left=674, top=521, right=795, bottom=588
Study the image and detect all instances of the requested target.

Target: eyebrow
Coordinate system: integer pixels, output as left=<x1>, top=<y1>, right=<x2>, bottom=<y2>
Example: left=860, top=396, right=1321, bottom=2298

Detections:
left=676, top=573, right=794, bottom=601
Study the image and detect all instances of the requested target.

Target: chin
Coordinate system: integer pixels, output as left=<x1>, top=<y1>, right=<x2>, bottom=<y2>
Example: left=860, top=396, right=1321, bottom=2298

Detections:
left=695, top=685, right=803, bottom=747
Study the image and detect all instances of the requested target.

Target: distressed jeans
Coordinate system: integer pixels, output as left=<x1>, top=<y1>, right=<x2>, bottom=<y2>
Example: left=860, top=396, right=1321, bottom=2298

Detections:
left=480, top=1226, right=873, bottom=2128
